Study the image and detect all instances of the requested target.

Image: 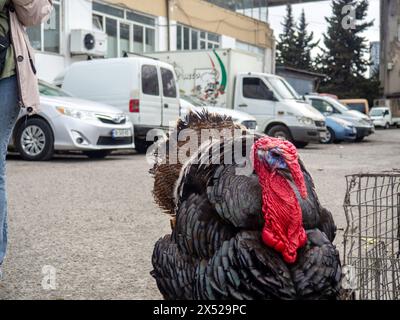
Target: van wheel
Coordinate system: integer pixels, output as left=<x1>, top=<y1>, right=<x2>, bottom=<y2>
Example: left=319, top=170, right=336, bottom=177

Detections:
left=384, top=123, right=390, bottom=129
left=15, top=118, right=54, bottom=161
left=267, top=125, right=293, bottom=142
left=294, top=142, right=309, bottom=148
left=84, top=150, right=111, bottom=159
left=135, top=138, right=152, bottom=154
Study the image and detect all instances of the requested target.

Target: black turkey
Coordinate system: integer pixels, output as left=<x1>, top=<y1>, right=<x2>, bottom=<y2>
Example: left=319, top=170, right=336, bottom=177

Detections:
left=150, top=110, right=341, bottom=300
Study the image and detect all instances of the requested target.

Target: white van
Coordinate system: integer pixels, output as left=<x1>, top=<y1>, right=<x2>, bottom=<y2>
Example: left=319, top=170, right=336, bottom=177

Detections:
left=61, top=57, right=180, bottom=152
left=149, top=49, right=326, bottom=147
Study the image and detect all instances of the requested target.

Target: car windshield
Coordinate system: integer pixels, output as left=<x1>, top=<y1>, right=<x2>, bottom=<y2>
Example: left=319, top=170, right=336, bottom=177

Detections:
left=182, top=95, right=208, bottom=107
left=39, top=81, right=72, bottom=97
left=370, top=108, right=385, bottom=116
left=265, top=77, right=301, bottom=100
left=324, top=97, right=349, bottom=113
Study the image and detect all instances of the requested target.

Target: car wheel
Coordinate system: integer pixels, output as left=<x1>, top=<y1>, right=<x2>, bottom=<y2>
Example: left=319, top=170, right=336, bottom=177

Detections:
left=355, top=136, right=365, bottom=142
left=84, top=150, right=111, bottom=159
left=321, top=128, right=335, bottom=144
left=15, top=118, right=54, bottom=161
left=267, top=125, right=293, bottom=142
left=384, top=123, right=390, bottom=129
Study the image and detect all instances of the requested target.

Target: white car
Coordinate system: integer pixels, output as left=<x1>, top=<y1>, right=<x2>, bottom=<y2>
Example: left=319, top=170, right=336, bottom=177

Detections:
left=9, top=81, right=135, bottom=161
left=180, top=95, right=258, bottom=132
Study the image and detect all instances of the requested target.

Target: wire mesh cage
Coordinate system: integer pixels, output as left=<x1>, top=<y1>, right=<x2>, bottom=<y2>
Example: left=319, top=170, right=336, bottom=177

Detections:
left=343, top=171, right=400, bottom=300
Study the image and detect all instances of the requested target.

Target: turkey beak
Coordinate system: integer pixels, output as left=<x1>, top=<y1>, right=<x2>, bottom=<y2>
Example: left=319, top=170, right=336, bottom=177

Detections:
left=287, top=160, right=308, bottom=199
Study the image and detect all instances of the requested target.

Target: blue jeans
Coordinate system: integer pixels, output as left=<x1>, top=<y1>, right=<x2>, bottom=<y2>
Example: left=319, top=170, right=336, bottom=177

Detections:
left=0, top=76, right=20, bottom=265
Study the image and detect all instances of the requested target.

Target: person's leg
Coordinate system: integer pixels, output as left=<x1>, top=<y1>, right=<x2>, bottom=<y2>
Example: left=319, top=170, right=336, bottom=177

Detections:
left=0, top=76, right=20, bottom=266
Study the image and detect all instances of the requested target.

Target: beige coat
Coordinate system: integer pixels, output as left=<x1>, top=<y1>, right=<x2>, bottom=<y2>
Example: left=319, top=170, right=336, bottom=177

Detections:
left=9, top=0, right=53, bottom=111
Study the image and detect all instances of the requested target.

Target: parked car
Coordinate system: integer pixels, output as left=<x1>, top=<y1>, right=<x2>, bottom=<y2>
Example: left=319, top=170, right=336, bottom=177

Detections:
left=305, top=95, right=374, bottom=142
left=60, top=57, right=180, bottom=153
left=340, top=99, right=370, bottom=115
left=180, top=95, right=258, bottom=132
left=320, top=116, right=357, bottom=144
left=369, top=105, right=400, bottom=129
left=9, top=81, right=135, bottom=161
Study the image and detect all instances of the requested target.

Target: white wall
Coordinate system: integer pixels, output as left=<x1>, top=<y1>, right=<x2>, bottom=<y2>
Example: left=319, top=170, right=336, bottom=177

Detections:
left=157, top=16, right=169, bottom=52
left=221, top=35, right=236, bottom=49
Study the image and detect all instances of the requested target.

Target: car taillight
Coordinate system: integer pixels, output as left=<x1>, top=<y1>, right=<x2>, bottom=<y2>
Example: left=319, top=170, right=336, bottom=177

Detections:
left=129, top=99, right=140, bottom=113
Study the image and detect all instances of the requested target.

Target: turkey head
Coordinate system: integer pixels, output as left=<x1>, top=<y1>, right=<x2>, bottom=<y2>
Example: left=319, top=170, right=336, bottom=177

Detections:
left=252, top=136, right=308, bottom=264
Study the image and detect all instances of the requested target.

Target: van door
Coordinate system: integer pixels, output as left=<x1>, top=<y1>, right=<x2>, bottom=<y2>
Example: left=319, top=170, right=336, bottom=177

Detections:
left=160, top=67, right=180, bottom=128
left=234, top=75, right=276, bottom=131
left=140, top=64, right=162, bottom=127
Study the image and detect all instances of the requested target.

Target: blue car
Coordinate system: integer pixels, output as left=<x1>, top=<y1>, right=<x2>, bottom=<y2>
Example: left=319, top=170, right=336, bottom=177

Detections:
left=305, top=95, right=374, bottom=142
left=320, top=116, right=357, bottom=144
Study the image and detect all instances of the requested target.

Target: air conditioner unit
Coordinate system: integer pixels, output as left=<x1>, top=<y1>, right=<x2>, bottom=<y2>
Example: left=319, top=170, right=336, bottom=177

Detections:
left=70, top=29, right=107, bottom=57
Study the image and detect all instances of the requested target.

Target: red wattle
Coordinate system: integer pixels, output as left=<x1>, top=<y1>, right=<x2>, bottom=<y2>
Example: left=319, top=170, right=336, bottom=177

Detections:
left=252, top=138, right=308, bottom=264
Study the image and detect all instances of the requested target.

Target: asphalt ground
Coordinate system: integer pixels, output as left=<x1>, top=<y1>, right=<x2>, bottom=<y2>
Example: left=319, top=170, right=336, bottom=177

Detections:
left=0, top=128, right=399, bottom=299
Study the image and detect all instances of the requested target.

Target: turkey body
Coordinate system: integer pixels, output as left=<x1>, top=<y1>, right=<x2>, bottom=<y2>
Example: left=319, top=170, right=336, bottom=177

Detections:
left=151, top=112, right=342, bottom=300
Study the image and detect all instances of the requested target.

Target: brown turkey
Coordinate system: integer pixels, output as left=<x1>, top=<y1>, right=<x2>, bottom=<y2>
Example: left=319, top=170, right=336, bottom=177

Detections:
left=150, top=110, right=342, bottom=300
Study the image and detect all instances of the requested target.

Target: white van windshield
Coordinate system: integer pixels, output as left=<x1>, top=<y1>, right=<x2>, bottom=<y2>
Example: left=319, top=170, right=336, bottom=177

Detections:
left=265, top=77, right=301, bottom=100
left=370, top=108, right=385, bottom=116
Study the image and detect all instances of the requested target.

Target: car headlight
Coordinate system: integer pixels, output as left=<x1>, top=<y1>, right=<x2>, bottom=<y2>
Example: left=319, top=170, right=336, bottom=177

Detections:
left=296, top=116, right=314, bottom=126
left=56, top=107, right=98, bottom=121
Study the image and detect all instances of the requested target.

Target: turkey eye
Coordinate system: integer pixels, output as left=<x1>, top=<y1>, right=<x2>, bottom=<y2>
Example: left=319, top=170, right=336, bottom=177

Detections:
left=270, top=151, right=280, bottom=158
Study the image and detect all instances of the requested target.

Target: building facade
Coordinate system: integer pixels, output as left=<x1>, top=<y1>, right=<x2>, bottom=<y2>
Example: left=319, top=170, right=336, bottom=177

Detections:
left=380, top=0, right=400, bottom=98
left=29, top=0, right=275, bottom=82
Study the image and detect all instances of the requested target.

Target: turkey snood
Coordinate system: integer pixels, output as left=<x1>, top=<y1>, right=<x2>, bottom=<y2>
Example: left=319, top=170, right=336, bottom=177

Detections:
left=252, top=137, right=308, bottom=264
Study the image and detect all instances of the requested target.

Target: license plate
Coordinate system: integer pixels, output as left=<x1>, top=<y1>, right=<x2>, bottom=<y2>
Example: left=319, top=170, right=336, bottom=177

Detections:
left=112, top=129, right=132, bottom=138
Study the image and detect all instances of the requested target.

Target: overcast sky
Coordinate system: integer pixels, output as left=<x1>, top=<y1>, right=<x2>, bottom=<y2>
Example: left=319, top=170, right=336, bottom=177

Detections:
left=268, top=0, right=381, bottom=49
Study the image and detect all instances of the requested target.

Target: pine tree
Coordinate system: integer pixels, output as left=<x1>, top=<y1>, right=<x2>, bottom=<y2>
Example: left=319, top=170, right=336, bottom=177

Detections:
left=276, top=4, right=298, bottom=67
left=318, top=0, right=374, bottom=95
left=295, top=10, right=319, bottom=71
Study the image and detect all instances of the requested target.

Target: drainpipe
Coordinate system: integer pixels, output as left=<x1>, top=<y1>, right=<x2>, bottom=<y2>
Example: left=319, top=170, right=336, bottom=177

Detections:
left=166, top=0, right=171, bottom=51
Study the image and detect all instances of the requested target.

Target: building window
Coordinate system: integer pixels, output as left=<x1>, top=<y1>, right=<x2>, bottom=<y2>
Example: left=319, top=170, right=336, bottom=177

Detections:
left=236, top=41, right=265, bottom=56
left=106, top=18, right=118, bottom=58
left=93, top=1, right=156, bottom=58
left=205, top=0, right=268, bottom=23
left=27, top=0, right=62, bottom=54
left=176, top=24, right=220, bottom=51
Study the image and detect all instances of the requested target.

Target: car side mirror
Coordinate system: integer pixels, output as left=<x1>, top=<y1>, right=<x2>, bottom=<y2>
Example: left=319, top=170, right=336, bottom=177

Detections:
left=326, top=106, right=334, bottom=114
left=265, top=89, right=276, bottom=101
left=384, top=110, right=389, bottom=116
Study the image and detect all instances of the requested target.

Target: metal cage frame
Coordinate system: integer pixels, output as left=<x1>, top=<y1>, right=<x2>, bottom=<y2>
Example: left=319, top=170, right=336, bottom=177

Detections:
left=343, top=171, right=400, bottom=300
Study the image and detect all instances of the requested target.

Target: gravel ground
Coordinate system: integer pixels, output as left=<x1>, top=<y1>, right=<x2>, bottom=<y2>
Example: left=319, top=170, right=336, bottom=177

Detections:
left=0, top=128, right=399, bottom=300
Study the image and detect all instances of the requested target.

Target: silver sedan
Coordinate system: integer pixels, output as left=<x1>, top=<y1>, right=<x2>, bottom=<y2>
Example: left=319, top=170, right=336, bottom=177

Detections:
left=9, top=81, right=135, bottom=161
